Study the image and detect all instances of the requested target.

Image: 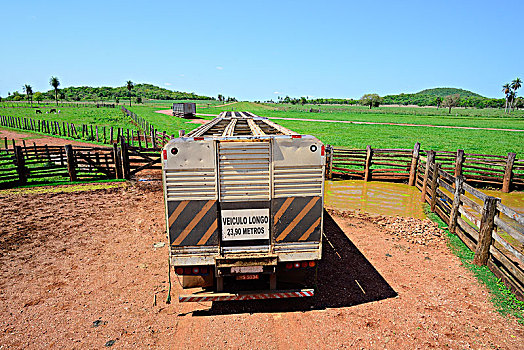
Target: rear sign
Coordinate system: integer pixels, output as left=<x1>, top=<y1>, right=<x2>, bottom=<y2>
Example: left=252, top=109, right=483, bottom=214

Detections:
left=221, top=209, right=270, bottom=241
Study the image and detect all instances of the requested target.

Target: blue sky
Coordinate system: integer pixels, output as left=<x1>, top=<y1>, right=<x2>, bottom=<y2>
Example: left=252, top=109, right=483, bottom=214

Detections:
left=0, top=0, right=522, bottom=100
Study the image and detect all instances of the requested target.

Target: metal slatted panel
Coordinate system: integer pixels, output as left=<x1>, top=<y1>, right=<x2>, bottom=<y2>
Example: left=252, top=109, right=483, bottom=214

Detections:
left=274, top=165, right=323, bottom=197
left=219, top=142, right=270, bottom=201
left=165, top=169, right=217, bottom=200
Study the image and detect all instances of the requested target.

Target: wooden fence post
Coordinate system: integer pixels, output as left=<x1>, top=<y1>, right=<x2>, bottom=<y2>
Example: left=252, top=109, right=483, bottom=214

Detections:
left=473, top=196, right=499, bottom=266
left=14, top=146, right=27, bottom=185
left=408, top=142, right=420, bottom=186
left=454, top=149, right=464, bottom=177
left=120, top=137, right=130, bottom=180
left=429, top=164, right=440, bottom=212
left=327, top=145, right=334, bottom=180
left=421, top=150, right=435, bottom=201
left=151, top=129, right=157, bottom=149
left=502, top=152, right=516, bottom=193
left=449, top=175, right=464, bottom=233
left=364, top=145, right=373, bottom=182
left=113, top=143, right=123, bottom=179
left=64, top=145, right=77, bottom=182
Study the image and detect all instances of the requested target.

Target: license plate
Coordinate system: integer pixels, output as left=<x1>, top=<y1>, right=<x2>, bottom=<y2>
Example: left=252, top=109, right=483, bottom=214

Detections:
left=236, top=274, right=259, bottom=280
left=231, top=266, right=263, bottom=274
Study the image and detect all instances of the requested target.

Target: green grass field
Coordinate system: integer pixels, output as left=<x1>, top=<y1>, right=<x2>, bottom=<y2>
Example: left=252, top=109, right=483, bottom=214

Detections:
left=0, top=105, right=136, bottom=130
left=130, top=102, right=524, bottom=155
left=1, top=102, right=523, bottom=156
left=206, top=102, right=524, bottom=130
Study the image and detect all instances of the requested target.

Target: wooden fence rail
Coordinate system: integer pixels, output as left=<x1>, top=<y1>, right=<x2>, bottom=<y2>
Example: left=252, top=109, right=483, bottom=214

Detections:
left=416, top=154, right=524, bottom=300
left=327, top=143, right=523, bottom=192
left=0, top=143, right=119, bottom=189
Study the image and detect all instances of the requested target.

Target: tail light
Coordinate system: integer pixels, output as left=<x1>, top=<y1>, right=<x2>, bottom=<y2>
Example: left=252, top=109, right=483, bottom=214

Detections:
left=284, top=261, right=317, bottom=269
left=291, top=135, right=302, bottom=139
left=321, top=145, right=325, bottom=156
left=175, top=266, right=210, bottom=275
left=162, top=149, right=167, bottom=160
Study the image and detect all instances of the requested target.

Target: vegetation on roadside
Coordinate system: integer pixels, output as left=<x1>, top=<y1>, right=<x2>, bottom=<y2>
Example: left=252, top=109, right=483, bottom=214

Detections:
left=2, top=83, right=214, bottom=102
left=423, top=204, right=524, bottom=325
left=269, top=87, right=523, bottom=110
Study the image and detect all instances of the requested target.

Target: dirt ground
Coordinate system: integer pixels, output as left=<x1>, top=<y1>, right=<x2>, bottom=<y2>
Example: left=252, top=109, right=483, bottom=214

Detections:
left=1, top=183, right=523, bottom=349
left=0, top=128, right=99, bottom=148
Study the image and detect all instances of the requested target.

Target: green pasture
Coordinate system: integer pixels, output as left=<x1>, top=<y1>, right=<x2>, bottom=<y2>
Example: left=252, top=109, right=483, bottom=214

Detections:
left=1, top=102, right=523, bottom=156
left=0, top=105, right=136, bottom=130
left=127, top=103, right=524, bottom=155
left=207, top=102, right=524, bottom=130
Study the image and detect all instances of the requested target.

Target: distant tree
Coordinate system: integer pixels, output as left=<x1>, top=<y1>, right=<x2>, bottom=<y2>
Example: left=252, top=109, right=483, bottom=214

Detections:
left=115, top=97, right=120, bottom=104
left=126, top=80, right=134, bottom=106
left=217, top=94, right=224, bottom=102
left=59, top=91, right=65, bottom=101
left=435, top=96, right=442, bottom=109
left=360, top=94, right=382, bottom=109
left=33, top=92, right=44, bottom=102
left=502, top=83, right=511, bottom=113
left=49, top=76, right=60, bottom=106
left=443, top=94, right=460, bottom=114
left=136, top=96, right=142, bottom=104
left=510, top=77, right=522, bottom=110
left=300, top=97, right=307, bottom=105
left=515, top=97, right=524, bottom=110
left=23, top=84, right=33, bottom=107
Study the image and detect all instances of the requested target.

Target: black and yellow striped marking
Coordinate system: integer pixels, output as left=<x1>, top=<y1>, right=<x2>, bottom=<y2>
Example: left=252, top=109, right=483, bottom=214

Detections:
left=272, top=196, right=322, bottom=242
left=167, top=200, right=218, bottom=246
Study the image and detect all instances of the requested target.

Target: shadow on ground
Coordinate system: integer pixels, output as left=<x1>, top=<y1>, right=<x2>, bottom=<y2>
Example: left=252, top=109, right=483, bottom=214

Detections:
left=191, top=211, right=397, bottom=316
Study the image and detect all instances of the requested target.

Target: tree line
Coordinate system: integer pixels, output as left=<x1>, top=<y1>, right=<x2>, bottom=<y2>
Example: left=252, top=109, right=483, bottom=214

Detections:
left=2, top=79, right=214, bottom=104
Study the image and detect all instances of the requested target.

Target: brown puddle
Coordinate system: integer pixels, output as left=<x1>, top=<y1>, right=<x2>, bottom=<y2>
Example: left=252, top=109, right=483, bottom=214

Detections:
left=324, top=180, right=426, bottom=219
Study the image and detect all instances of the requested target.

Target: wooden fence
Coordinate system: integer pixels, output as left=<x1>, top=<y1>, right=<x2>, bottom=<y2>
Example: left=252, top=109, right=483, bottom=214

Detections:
left=0, top=114, right=174, bottom=149
left=416, top=152, right=524, bottom=300
left=0, top=143, right=119, bottom=189
left=327, top=143, right=523, bottom=192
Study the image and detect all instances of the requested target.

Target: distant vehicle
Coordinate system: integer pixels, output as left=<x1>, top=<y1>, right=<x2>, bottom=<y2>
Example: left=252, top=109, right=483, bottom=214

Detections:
left=162, top=111, right=325, bottom=302
left=172, top=103, right=196, bottom=118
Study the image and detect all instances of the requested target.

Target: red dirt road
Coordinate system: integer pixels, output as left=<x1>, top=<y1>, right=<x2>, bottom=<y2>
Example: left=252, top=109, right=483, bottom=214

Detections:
left=0, top=184, right=522, bottom=349
left=0, top=128, right=99, bottom=148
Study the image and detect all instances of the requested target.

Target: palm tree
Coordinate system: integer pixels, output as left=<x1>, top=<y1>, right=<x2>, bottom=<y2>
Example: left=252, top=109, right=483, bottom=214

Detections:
left=510, top=78, right=522, bottom=109
left=126, top=80, right=134, bottom=106
left=49, top=76, right=60, bottom=106
left=502, top=83, right=510, bottom=113
left=23, top=84, right=33, bottom=107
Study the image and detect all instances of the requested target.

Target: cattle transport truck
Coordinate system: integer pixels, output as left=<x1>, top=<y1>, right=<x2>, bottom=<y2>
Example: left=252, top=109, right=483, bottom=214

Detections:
left=162, top=111, right=324, bottom=302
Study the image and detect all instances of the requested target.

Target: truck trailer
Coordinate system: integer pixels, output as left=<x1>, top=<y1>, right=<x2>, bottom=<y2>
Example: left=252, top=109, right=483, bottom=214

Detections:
left=162, top=111, right=324, bottom=302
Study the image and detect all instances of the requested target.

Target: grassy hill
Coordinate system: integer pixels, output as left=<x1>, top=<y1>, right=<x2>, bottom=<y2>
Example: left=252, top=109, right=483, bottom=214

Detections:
left=382, top=87, right=502, bottom=108
left=3, top=83, right=214, bottom=102
left=415, top=87, right=484, bottom=98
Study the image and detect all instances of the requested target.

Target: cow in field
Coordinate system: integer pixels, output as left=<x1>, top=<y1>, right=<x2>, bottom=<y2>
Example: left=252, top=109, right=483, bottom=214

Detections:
left=50, top=108, right=56, bottom=113
left=35, top=109, right=42, bottom=114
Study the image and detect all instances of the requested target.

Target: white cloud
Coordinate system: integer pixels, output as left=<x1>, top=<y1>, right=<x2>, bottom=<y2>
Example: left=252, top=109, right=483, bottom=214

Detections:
left=179, top=74, right=185, bottom=77
left=216, top=66, right=223, bottom=70
left=164, top=82, right=172, bottom=86
left=273, top=91, right=280, bottom=94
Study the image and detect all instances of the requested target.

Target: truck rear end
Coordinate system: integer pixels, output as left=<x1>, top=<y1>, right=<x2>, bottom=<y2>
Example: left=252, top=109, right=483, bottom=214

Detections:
left=162, top=112, right=324, bottom=302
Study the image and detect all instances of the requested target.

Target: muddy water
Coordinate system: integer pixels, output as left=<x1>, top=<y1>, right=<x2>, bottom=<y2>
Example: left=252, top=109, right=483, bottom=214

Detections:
left=325, top=180, right=524, bottom=219
left=482, top=189, right=524, bottom=213
left=324, top=180, right=426, bottom=219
